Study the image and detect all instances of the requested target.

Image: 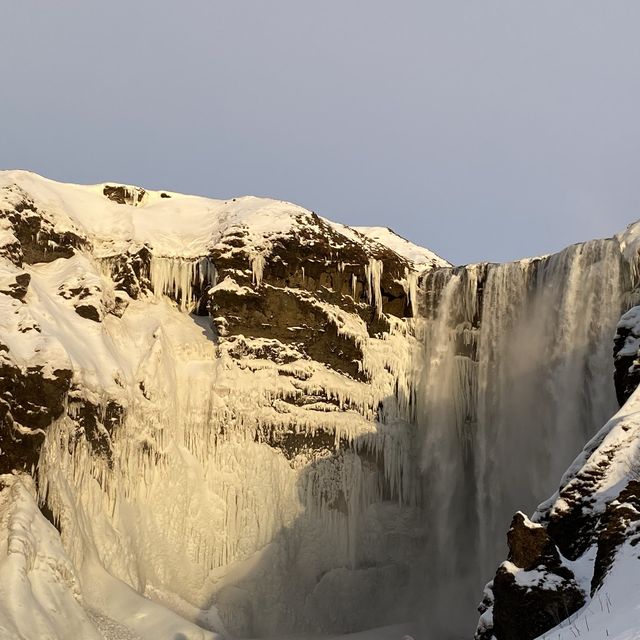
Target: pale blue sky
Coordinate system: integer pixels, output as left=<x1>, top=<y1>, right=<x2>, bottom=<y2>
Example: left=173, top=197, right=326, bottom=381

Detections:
left=2, top=1, right=640, bottom=264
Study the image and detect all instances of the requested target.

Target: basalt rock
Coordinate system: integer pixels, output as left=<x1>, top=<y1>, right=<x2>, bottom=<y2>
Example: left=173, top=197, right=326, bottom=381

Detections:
left=613, top=306, right=640, bottom=406
left=103, top=184, right=146, bottom=206
left=207, top=215, right=419, bottom=380
left=101, top=245, right=153, bottom=299
left=0, top=359, right=72, bottom=475
left=0, top=184, right=88, bottom=266
left=487, top=513, right=584, bottom=640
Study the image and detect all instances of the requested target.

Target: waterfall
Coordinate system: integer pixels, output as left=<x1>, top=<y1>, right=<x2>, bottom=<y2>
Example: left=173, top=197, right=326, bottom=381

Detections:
left=414, top=237, right=636, bottom=635
left=34, top=225, right=640, bottom=638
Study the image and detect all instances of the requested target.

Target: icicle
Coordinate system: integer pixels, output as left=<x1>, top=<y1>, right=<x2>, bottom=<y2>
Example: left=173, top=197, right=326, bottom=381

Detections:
left=365, top=258, right=384, bottom=317
left=252, top=253, right=266, bottom=288
left=149, top=256, right=215, bottom=312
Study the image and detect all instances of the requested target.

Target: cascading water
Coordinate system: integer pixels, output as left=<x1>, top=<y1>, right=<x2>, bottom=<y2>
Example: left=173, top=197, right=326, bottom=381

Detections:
left=414, top=237, right=637, bottom=637
left=35, top=234, right=640, bottom=640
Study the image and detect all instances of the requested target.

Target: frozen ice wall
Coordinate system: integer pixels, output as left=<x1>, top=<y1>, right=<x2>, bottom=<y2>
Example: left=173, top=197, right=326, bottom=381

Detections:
left=413, top=237, right=638, bottom=636
left=20, top=180, right=640, bottom=638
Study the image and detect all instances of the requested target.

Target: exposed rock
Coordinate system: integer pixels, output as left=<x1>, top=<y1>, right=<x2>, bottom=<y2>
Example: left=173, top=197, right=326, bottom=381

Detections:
left=58, top=274, right=106, bottom=322
left=67, top=394, right=124, bottom=461
left=0, top=270, right=30, bottom=300
left=614, top=306, right=640, bottom=405
left=207, top=215, right=421, bottom=381
left=103, top=184, right=146, bottom=206
left=482, top=513, right=584, bottom=640
left=101, top=245, right=152, bottom=299
left=0, top=184, right=88, bottom=265
left=0, top=360, right=72, bottom=475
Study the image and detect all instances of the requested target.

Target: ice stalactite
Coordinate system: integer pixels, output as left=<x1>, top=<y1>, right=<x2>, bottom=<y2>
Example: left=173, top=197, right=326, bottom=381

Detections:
left=36, top=272, right=423, bottom=636
left=401, top=267, right=419, bottom=317
left=251, top=253, right=266, bottom=288
left=150, top=256, right=216, bottom=312
left=365, top=258, right=383, bottom=317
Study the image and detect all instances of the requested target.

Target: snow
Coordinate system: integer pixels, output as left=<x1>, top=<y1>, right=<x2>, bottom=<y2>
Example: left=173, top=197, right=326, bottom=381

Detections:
left=537, top=542, right=640, bottom=640
left=0, top=474, right=102, bottom=640
left=535, top=385, right=640, bottom=524
left=0, top=171, right=444, bottom=274
left=354, top=226, right=450, bottom=270
left=4, top=170, right=640, bottom=639
left=501, top=561, right=565, bottom=591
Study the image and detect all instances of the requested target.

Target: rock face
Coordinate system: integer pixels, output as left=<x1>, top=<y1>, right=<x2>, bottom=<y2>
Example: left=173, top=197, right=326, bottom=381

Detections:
left=613, top=306, right=640, bottom=406
left=477, top=513, right=584, bottom=640
left=0, top=170, right=450, bottom=638
left=476, top=303, right=640, bottom=640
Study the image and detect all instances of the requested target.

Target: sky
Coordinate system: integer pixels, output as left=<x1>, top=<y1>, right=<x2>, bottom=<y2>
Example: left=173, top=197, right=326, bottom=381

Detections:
left=1, top=1, right=640, bottom=265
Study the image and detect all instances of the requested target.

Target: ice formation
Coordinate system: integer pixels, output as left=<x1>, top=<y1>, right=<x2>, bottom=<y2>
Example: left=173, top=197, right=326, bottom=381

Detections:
left=365, top=259, right=384, bottom=318
left=2, top=170, right=640, bottom=639
left=150, top=257, right=216, bottom=312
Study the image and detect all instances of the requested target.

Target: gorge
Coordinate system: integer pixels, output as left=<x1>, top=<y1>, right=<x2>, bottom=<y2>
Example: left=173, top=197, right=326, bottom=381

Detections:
left=1, top=170, right=640, bottom=640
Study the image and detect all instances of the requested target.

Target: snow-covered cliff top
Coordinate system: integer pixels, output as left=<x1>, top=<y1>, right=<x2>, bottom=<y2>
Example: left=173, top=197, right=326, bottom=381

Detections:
left=0, top=170, right=449, bottom=270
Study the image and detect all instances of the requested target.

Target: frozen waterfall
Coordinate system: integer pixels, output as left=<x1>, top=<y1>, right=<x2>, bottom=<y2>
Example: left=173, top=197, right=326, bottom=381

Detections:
left=35, top=236, right=639, bottom=639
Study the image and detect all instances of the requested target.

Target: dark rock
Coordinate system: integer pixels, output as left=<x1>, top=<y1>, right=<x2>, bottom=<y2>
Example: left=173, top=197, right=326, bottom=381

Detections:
left=0, top=362, right=72, bottom=475
left=0, top=272, right=30, bottom=300
left=212, top=286, right=366, bottom=380
left=490, top=513, right=585, bottom=640
left=67, top=394, right=124, bottom=461
left=101, top=246, right=152, bottom=299
left=613, top=312, right=640, bottom=406
left=103, top=184, right=146, bottom=206
left=507, top=511, right=560, bottom=570
left=591, top=480, right=640, bottom=594
left=75, top=303, right=102, bottom=322
left=0, top=185, right=88, bottom=266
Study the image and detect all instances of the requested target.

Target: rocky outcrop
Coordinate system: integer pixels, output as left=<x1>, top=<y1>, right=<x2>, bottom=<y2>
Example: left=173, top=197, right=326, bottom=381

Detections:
left=0, top=171, right=451, bottom=638
left=100, top=245, right=152, bottom=299
left=614, top=306, right=640, bottom=405
left=0, top=184, right=88, bottom=266
left=205, top=212, right=420, bottom=380
left=0, top=359, right=72, bottom=475
left=477, top=513, right=584, bottom=640
left=103, top=184, right=146, bottom=206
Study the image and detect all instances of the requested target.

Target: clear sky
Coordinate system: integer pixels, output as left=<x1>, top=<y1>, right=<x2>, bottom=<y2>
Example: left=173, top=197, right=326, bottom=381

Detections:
left=2, top=1, right=640, bottom=265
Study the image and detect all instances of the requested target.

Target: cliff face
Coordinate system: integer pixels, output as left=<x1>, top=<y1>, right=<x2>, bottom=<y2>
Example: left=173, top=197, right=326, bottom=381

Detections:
left=6, top=169, right=640, bottom=640
left=476, top=303, right=640, bottom=640
left=0, top=171, right=448, bottom=639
